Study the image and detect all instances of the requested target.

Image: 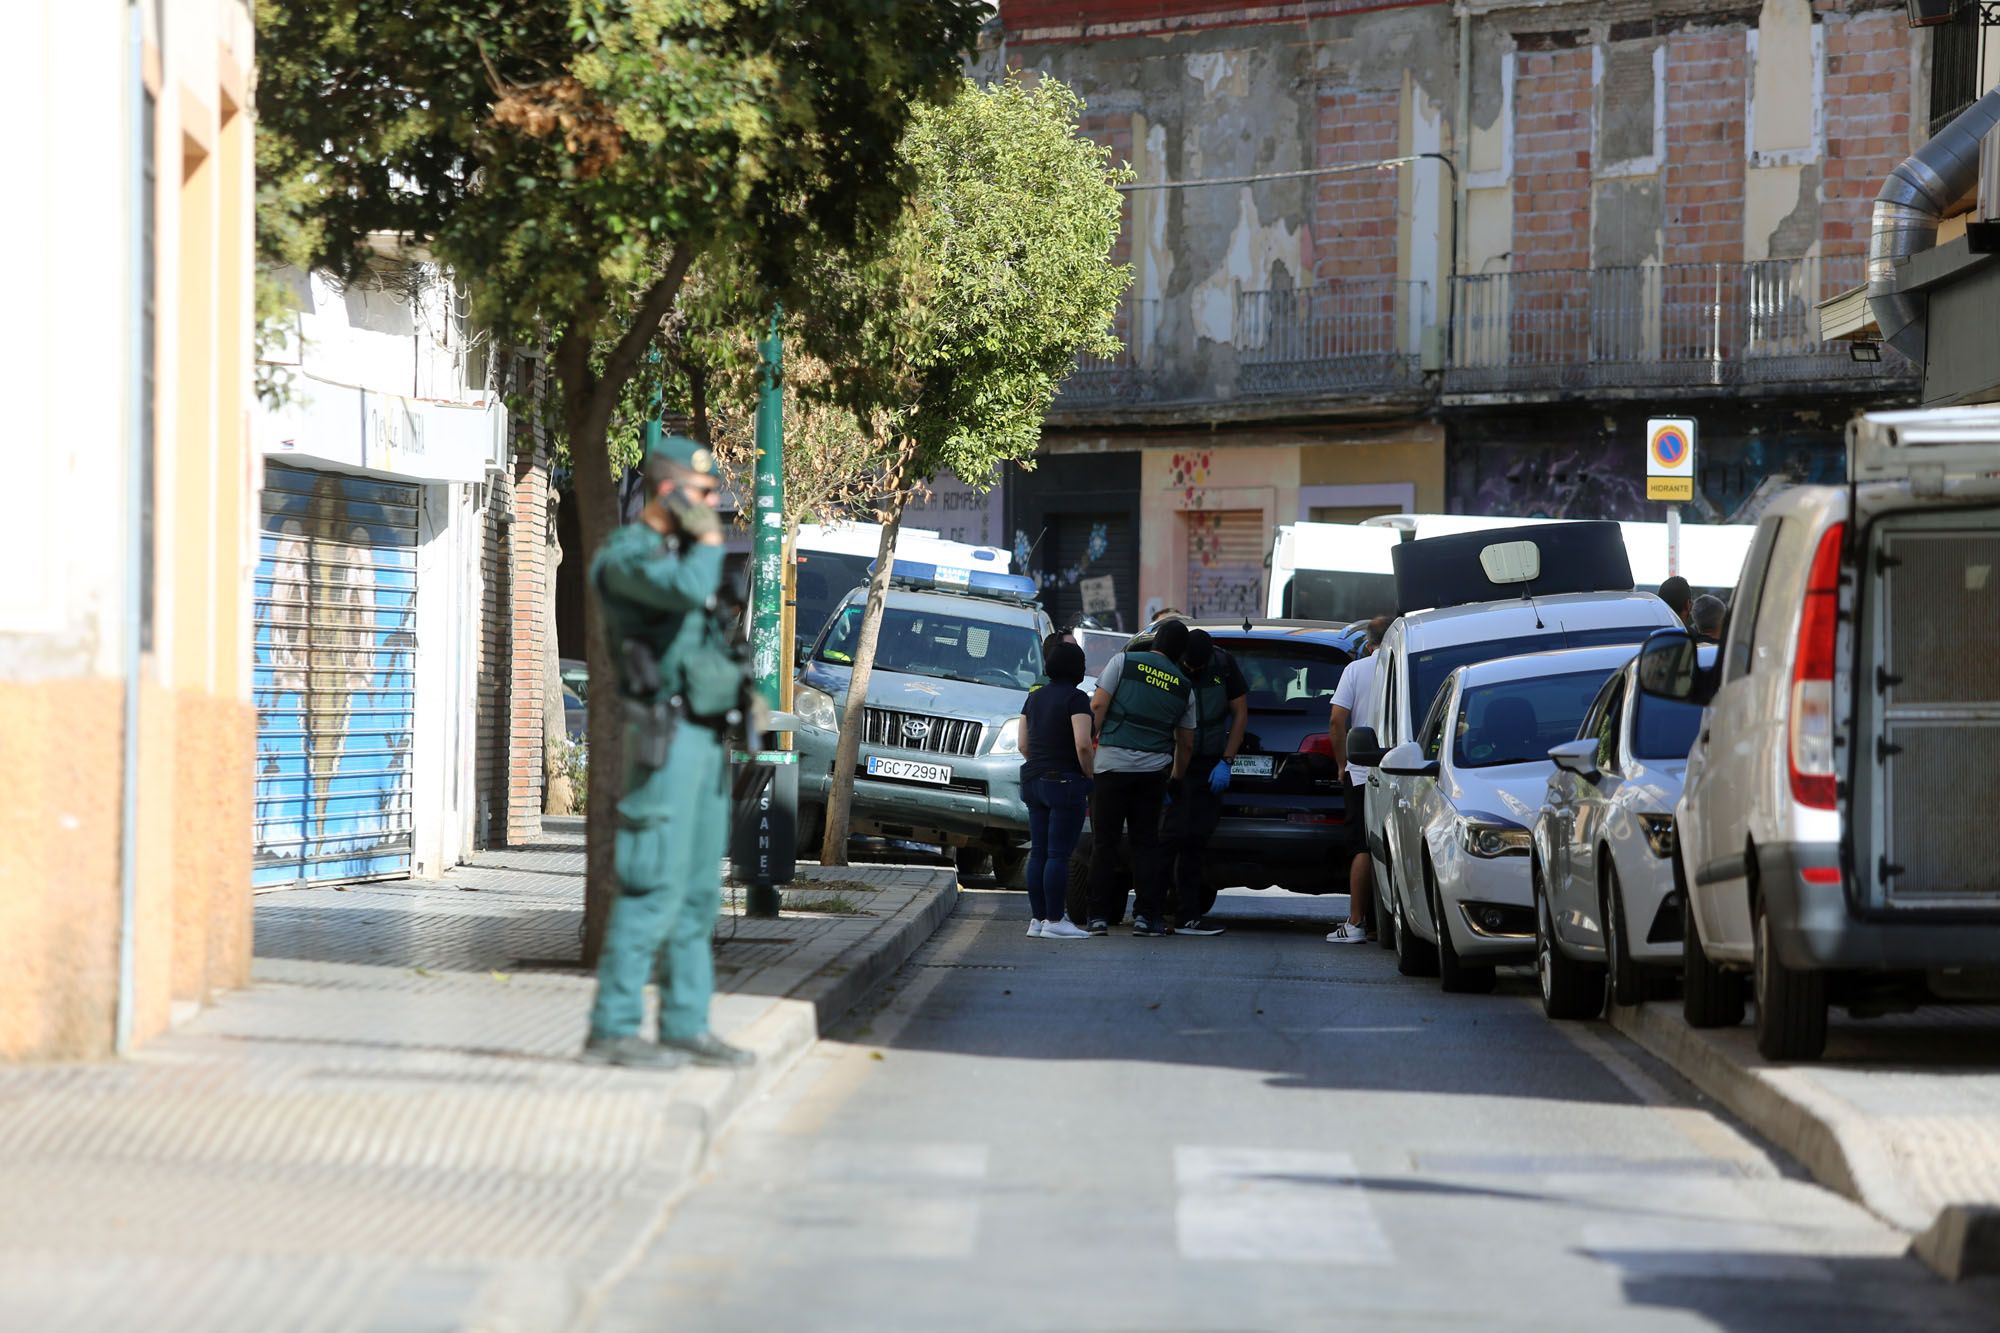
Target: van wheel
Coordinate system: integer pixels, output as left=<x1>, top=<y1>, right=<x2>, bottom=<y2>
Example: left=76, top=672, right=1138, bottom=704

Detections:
left=1538, top=866, right=1603, bottom=1020
left=1603, top=863, right=1645, bottom=1010
left=1681, top=875, right=1746, bottom=1028
left=1431, top=858, right=1496, bottom=995
left=1754, top=899, right=1828, bottom=1061
left=1392, top=862, right=1438, bottom=977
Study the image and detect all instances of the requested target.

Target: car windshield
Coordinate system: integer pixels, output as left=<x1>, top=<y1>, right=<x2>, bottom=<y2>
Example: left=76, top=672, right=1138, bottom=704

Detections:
left=815, top=603, right=1042, bottom=689
left=1411, top=625, right=1652, bottom=724
left=1631, top=690, right=1705, bottom=760
left=1233, top=643, right=1354, bottom=713
left=1455, top=669, right=1615, bottom=768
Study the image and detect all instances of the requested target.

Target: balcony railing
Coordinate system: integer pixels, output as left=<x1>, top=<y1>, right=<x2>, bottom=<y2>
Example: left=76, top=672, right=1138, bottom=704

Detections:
left=1445, top=255, right=1911, bottom=396
left=1235, top=279, right=1427, bottom=397
left=1061, top=298, right=1162, bottom=406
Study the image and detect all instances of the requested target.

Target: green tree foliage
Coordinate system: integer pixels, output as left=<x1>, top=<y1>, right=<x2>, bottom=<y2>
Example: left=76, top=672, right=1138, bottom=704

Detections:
left=808, top=74, right=1133, bottom=865
left=255, top=0, right=981, bottom=959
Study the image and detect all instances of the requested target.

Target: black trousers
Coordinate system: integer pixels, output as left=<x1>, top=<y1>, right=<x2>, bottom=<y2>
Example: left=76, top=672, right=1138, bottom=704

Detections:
left=1088, top=768, right=1171, bottom=924
left=1165, top=774, right=1225, bottom=924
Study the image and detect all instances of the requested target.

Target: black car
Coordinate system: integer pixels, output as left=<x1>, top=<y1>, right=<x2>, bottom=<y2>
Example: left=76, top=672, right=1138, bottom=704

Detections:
left=1066, top=619, right=1365, bottom=912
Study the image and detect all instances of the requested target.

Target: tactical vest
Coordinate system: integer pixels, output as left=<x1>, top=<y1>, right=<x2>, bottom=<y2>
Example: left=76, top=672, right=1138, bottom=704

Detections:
left=1190, top=656, right=1234, bottom=758
left=1099, top=651, right=1191, bottom=754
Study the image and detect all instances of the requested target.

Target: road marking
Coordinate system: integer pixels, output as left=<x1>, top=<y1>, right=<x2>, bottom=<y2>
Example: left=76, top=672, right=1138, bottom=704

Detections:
left=1174, top=1147, right=1393, bottom=1264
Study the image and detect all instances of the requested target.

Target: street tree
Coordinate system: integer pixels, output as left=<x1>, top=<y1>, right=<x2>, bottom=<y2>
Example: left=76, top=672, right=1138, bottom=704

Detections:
left=255, top=0, right=982, bottom=960
left=803, top=74, right=1132, bottom=867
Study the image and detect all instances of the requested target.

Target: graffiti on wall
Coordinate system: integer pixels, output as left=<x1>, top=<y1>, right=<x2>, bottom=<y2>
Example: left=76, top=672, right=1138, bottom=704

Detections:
left=1170, top=451, right=1214, bottom=509
left=1186, top=510, right=1263, bottom=619
left=1458, top=430, right=1848, bottom=525
left=254, top=468, right=419, bottom=886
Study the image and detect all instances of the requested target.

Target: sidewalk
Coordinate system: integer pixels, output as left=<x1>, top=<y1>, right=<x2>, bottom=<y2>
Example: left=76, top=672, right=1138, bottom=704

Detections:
left=1610, top=999, right=2000, bottom=1280
left=0, top=820, right=954, bottom=1332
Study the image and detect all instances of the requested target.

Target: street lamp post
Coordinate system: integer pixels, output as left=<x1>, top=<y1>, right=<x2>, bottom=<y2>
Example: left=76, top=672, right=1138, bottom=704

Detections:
left=741, top=307, right=789, bottom=920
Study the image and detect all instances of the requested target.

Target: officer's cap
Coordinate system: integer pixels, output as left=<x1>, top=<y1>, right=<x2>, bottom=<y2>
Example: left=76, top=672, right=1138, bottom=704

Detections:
left=648, top=433, right=716, bottom=477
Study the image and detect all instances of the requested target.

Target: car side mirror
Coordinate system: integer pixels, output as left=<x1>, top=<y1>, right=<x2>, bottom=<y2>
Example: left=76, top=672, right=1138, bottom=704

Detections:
left=1346, top=726, right=1385, bottom=768
left=1547, top=738, right=1600, bottom=781
left=1380, top=740, right=1440, bottom=778
left=1634, top=629, right=1718, bottom=707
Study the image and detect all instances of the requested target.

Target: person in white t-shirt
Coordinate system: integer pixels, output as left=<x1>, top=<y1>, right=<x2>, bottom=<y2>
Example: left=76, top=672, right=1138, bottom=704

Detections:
left=1326, top=616, right=1391, bottom=944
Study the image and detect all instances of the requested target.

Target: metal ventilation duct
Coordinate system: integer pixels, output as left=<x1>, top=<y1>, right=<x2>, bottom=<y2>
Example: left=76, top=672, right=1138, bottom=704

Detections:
left=1868, top=86, right=2000, bottom=364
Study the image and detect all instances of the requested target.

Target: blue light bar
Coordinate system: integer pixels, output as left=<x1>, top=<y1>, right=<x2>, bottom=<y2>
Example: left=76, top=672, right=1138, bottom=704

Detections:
left=871, top=559, right=1039, bottom=602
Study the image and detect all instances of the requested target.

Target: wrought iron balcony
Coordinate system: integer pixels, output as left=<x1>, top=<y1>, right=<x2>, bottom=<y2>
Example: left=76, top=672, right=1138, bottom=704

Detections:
left=1058, top=298, right=1162, bottom=407
left=1444, top=255, right=1914, bottom=398
left=1234, top=279, right=1428, bottom=398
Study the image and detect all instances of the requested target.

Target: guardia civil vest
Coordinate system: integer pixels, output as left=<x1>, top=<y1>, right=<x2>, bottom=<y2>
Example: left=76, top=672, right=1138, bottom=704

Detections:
left=1190, top=654, right=1234, bottom=759
left=1099, top=650, right=1191, bottom=754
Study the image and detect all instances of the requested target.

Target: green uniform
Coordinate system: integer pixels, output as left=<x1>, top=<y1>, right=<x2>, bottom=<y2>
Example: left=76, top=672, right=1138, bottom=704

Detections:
left=586, top=520, right=739, bottom=1043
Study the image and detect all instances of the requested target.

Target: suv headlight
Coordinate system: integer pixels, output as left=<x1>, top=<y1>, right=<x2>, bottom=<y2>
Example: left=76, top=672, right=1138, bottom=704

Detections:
left=1460, top=820, right=1531, bottom=859
left=992, top=717, right=1022, bottom=756
left=795, top=683, right=839, bottom=731
left=1638, top=812, right=1677, bottom=859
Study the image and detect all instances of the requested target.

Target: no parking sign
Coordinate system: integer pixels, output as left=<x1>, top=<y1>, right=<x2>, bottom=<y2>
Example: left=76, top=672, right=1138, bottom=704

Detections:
left=1646, top=418, right=1696, bottom=502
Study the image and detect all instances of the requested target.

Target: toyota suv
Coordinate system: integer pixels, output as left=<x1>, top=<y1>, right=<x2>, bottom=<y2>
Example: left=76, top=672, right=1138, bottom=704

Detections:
left=793, top=561, right=1053, bottom=882
left=1635, top=407, right=2000, bottom=1061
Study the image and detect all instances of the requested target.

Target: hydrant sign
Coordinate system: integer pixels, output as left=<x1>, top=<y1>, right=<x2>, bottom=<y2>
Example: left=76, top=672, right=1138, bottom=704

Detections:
left=1646, top=417, right=1696, bottom=502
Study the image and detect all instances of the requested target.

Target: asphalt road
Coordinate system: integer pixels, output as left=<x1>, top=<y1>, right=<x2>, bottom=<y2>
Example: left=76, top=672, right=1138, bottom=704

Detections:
left=599, top=885, right=2000, bottom=1332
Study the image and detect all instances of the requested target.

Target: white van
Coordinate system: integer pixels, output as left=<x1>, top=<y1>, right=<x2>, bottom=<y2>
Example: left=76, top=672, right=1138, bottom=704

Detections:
left=1636, top=406, right=2000, bottom=1060
left=792, top=522, right=1011, bottom=660
left=1344, top=523, right=1680, bottom=972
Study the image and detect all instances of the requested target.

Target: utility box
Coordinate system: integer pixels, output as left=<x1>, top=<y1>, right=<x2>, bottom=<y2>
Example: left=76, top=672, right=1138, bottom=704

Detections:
left=730, top=747, right=799, bottom=901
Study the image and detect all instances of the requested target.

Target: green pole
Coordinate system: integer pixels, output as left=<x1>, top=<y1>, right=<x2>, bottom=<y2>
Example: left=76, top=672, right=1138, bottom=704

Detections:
left=751, top=308, right=785, bottom=708
left=746, top=308, right=786, bottom=918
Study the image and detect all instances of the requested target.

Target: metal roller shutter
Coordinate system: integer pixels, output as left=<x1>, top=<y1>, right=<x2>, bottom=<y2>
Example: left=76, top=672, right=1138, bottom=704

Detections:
left=253, top=464, right=421, bottom=887
left=1042, top=512, right=1137, bottom=634
left=1186, top=509, right=1265, bottom=619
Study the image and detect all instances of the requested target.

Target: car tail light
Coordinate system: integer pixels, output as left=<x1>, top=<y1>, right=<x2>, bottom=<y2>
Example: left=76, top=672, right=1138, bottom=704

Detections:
left=1287, top=811, right=1343, bottom=825
left=1788, top=522, right=1845, bottom=810
left=1299, top=733, right=1334, bottom=756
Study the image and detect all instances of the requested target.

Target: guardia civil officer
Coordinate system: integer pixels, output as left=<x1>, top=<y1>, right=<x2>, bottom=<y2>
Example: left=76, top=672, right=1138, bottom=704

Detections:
left=582, top=435, right=755, bottom=1071
left=1165, top=629, right=1248, bottom=936
left=1085, top=618, right=1196, bottom=937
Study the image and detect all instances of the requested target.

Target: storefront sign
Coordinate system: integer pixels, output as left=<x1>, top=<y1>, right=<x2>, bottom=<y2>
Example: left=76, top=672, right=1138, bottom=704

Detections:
left=900, top=467, right=1005, bottom=549
left=259, top=376, right=504, bottom=485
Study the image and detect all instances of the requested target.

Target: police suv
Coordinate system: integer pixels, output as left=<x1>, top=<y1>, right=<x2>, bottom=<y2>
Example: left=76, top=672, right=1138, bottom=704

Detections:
left=793, top=561, right=1053, bottom=883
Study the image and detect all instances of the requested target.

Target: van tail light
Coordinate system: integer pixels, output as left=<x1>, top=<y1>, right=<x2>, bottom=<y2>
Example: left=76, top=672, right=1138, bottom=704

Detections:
left=1299, top=733, right=1334, bottom=756
left=1788, top=522, right=1845, bottom=810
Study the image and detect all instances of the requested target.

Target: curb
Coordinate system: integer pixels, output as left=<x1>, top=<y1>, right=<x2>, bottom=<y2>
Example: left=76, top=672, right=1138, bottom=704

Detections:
left=1608, top=1000, right=1999, bottom=1282
left=562, top=869, right=959, bottom=1330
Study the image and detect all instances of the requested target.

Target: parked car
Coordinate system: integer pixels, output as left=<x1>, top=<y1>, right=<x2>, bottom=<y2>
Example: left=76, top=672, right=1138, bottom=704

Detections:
left=1376, top=645, right=1638, bottom=993
left=560, top=656, right=590, bottom=703
left=1636, top=407, right=2000, bottom=1061
left=792, top=561, right=1053, bottom=883
left=1532, top=637, right=1716, bottom=1020
left=1065, top=619, right=1364, bottom=915
left=1347, top=523, right=1682, bottom=966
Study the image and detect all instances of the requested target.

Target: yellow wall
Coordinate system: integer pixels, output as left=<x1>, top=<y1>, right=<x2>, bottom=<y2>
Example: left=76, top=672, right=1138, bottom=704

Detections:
left=1299, top=426, right=1448, bottom=512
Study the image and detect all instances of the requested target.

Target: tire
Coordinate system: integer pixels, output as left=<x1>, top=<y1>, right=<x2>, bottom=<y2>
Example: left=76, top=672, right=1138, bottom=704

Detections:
left=1064, top=844, right=1094, bottom=925
left=991, top=846, right=1029, bottom=891
left=1603, top=862, right=1645, bottom=1010
left=1373, top=864, right=1396, bottom=950
left=1754, top=898, right=1828, bottom=1061
left=1537, top=863, right=1603, bottom=1020
left=1681, top=871, right=1746, bottom=1029
left=955, top=846, right=994, bottom=881
left=795, top=802, right=825, bottom=862
left=1430, top=857, right=1496, bottom=994
left=1392, top=861, right=1439, bottom=977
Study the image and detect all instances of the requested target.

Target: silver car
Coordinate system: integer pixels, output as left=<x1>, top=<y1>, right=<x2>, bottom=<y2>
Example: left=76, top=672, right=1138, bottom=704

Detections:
left=792, top=568, right=1052, bottom=882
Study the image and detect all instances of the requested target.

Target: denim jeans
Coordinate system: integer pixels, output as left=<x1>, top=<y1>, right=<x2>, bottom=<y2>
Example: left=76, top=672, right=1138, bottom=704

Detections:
left=1023, top=772, right=1091, bottom=921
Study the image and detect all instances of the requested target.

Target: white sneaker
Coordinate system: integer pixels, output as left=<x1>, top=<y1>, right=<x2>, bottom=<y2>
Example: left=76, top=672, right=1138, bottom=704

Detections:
left=1026, top=919, right=1044, bottom=938
left=1041, top=919, right=1093, bottom=940
left=1326, top=923, right=1370, bottom=944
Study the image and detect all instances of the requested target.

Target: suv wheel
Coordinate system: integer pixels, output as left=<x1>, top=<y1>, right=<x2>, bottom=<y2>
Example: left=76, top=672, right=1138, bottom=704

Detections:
left=1681, top=872, right=1746, bottom=1029
left=955, top=846, right=994, bottom=881
left=1537, top=864, right=1603, bottom=1020
left=991, top=846, right=1029, bottom=890
left=1754, top=899, right=1828, bottom=1061
left=1431, top=857, right=1496, bottom=995
left=1371, top=857, right=1395, bottom=949
left=1392, top=861, right=1438, bottom=977
left=1603, top=863, right=1645, bottom=1010
left=1064, top=841, right=1094, bottom=925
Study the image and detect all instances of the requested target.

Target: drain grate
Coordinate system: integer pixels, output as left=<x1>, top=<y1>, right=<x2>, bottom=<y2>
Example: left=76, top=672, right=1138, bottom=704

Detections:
left=916, top=962, right=1018, bottom=972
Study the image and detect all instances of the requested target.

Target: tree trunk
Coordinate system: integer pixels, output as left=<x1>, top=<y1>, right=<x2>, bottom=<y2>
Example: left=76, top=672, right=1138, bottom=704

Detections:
left=819, top=502, right=904, bottom=866
left=568, top=416, right=625, bottom=967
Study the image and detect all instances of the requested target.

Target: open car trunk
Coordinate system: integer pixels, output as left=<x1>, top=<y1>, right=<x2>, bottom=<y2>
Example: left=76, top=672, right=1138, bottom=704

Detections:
left=1847, top=410, right=2000, bottom=916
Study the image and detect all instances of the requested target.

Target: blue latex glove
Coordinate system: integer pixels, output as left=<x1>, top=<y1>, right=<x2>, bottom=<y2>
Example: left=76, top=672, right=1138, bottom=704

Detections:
left=1208, top=758, right=1232, bottom=795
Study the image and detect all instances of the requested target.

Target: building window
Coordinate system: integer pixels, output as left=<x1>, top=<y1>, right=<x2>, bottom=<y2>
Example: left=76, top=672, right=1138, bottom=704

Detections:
left=1930, top=2, right=1981, bottom=138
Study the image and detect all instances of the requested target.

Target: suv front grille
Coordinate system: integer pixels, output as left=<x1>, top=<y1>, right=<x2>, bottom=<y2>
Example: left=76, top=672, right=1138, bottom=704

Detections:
left=863, top=707, right=981, bottom=757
